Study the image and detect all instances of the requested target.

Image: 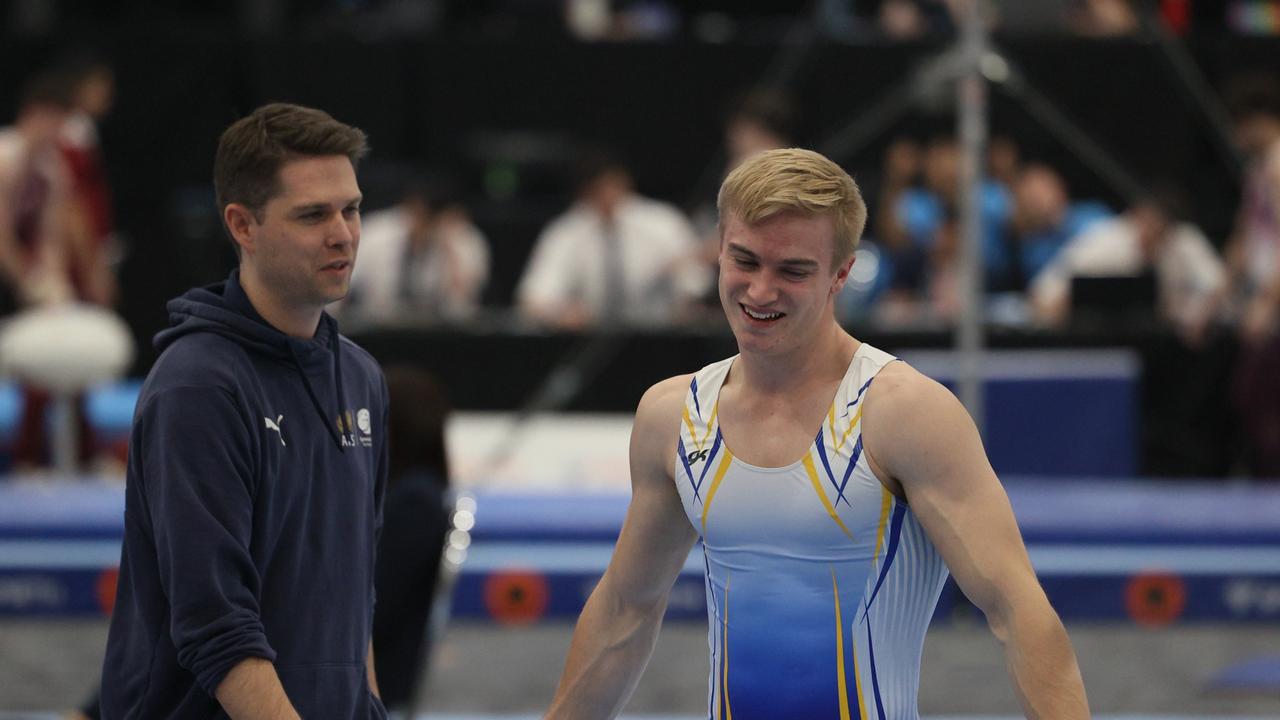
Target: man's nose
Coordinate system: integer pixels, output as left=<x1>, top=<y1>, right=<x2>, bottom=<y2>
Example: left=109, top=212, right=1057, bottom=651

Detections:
left=745, top=272, right=779, bottom=305
left=329, top=214, right=356, bottom=245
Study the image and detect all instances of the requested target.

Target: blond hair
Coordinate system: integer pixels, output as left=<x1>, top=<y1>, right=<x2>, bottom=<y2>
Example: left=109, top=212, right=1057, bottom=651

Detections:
left=717, top=148, right=867, bottom=264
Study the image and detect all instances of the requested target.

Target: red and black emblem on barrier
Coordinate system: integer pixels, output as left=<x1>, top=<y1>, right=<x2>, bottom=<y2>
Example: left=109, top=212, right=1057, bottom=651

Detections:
left=1125, top=572, right=1186, bottom=627
left=484, top=570, right=549, bottom=625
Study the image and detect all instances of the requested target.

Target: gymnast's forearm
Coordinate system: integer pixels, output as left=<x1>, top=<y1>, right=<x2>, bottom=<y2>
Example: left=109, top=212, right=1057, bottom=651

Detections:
left=546, top=575, right=667, bottom=720
left=994, top=598, right=1090, bottom=719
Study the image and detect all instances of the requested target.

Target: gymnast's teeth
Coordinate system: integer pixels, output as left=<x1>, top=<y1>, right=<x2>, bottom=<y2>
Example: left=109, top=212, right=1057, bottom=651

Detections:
left=744, top=307, right=782, bottom=320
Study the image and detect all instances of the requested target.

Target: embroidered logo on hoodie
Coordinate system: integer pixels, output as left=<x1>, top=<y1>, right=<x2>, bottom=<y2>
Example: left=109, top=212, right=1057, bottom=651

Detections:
left=336, top=408, right=374, bottom=447
left=264, top=415, right=285, bottom=446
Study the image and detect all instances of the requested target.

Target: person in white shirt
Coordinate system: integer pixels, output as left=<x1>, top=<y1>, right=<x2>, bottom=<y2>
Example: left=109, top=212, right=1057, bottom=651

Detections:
left=344, top=178, right=489, bottom=324
left=516, top=150, right=709, bottom=329
left=1030, top=192, right=1225, bottom=342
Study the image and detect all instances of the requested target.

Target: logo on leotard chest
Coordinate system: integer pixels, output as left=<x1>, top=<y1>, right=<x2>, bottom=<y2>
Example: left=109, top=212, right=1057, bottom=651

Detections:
left=685, top=448, right=709, bottom=465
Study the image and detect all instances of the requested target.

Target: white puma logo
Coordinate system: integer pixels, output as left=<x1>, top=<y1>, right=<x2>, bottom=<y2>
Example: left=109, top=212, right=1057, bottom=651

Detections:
left=264, top=415, right=285, bottom=446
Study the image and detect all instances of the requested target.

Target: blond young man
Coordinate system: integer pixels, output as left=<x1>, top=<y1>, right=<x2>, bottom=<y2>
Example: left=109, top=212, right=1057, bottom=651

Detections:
left=546, top=148, right=1089, bottom=719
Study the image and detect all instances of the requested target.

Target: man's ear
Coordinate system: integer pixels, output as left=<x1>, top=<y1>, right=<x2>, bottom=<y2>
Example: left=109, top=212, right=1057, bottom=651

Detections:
left=223, top=203, right=259, bottom=256
left=832, top=253, right=856, bottom=295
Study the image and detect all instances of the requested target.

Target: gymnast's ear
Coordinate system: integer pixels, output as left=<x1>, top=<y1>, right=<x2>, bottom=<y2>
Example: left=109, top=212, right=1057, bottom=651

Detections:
left=832, top=253, right=855, bottom=294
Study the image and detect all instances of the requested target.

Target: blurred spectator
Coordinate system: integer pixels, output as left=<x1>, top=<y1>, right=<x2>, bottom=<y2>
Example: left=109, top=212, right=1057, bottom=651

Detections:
left=891, top=136, right=1015, bottom=293
left=990, top=0, right=1137, bottom=36
left=373, top=365, right=452, bottom=712
left=1007, top=163, right=1111, bottom=285
left=1071, top=0, right=1140, bottom=36
left=724, top=88, right=797, bottom=174
left=691, top=89, right=797, bottom=242
left=1228, top=0, right=1280, bottom=34
left=0, top=72, right=75, bottom=314
left=691, top=88, right=798, bottom=315
left=922, top=214, right=964, bottom=322
left=0, top=72, right=101, bottom=472
left=565, top=0, right=681, bottom=40
left=516, top=148, right=708, bottom=329
left=875, top=0, right=958, bottom=39
left=1030, top=189, right=1226, bottom=342
left=987, top=135, right=1021, bottom=188
left=693, top=87, right=797, bottom=239
left=872, top=136, right=924, bottom=251
left=866, top=136, right=928, bottom=320
left=1225, top=76, right=1280, bottom=343
left=1225, top=75, right=1280, bottom=476
left=344, top=176, right=490, bottom=324
left=56, top=55, right=118, bottom=307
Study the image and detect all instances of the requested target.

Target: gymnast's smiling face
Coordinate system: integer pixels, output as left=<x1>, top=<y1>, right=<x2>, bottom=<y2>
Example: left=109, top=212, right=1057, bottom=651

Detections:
left=718, top=209, right=852, bottom=358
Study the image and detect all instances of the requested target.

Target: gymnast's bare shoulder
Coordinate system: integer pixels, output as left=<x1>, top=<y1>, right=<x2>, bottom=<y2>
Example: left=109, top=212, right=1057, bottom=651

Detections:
left=630, top=373, right=695, bottom=485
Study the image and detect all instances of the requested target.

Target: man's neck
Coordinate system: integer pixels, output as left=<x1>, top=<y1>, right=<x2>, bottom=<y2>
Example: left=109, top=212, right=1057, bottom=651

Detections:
left=238, top=267, right=322, bottom=339
left=734, top=323, right=858, bottom=396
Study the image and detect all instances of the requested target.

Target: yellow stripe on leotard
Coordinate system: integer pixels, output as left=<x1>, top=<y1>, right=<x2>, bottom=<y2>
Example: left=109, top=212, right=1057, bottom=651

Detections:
left=832, top=570, right=852, bottom=720
left=802, top=455, right=854, bottom=540
left=721, top=573, right=733, bottom=720
left=701, top=449, right=735, bottom=536
left=683, top=400, right=721, bottom=452
left=872, top=486, right=893, bottom=563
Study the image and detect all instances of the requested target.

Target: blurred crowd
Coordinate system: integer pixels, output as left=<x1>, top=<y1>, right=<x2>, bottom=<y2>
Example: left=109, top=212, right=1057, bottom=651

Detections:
left=3, top=12, right=1280, bottom=477
left=330, top=79, right=1280, bottom=357
left=12, top=0, right=1280, bottom=40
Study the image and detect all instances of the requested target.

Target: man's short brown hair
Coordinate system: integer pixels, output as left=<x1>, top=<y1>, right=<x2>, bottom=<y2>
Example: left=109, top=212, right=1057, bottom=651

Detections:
left=214, top=103, right=369, bottom=221
left=717, top=148, right=867, bottom=265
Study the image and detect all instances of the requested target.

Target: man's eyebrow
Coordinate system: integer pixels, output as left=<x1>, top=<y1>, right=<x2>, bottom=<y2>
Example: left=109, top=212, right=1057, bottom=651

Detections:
left=779, top=258, right=820, bottom=269
left=289, top=196, right=362, bottom=214
left=726, top=243, right=819, bottom=268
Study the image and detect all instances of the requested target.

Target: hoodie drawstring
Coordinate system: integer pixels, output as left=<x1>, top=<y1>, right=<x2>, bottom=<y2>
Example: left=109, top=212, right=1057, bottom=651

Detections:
left=331, top=315, right=349, bottom=449
left=287, top=323, right=347, bottom=452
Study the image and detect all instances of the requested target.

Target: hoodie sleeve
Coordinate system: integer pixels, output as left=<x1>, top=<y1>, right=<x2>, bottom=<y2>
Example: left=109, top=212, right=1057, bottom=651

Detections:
left=135, top=383, right=275, bottom=696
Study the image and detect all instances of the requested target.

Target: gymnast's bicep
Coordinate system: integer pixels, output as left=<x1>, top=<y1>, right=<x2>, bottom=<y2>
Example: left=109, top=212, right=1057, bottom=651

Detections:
left=864, top=365, right=1041, bottom=618
left=601, top=376, right=699, bottom=611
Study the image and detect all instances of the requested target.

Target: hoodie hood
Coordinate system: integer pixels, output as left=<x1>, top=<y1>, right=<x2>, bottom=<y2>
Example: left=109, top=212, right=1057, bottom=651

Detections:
left=156, top=270, right=349, bottom=449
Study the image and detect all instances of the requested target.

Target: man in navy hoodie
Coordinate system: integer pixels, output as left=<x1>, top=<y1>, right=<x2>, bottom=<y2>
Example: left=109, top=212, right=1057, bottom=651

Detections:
left=101, top=103, right=388, bottom=719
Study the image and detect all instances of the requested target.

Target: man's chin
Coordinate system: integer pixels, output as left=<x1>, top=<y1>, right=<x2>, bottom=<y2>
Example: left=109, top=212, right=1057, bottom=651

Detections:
left=313, top=284, right=351, bottom=309
left=732, top=328, right=783, bottom=354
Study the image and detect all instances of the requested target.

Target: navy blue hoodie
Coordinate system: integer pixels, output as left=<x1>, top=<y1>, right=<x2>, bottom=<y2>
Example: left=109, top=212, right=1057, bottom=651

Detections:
left=101, top=271, right=389, bottom=719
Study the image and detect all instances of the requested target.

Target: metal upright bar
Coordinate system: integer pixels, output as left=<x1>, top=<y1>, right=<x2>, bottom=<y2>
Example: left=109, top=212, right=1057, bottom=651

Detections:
left=956, top=0, right=987, bottom=433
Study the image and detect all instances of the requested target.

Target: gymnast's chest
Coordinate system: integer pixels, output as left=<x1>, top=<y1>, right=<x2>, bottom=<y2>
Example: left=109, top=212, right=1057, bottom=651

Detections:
left=677, top=452, right=884, bottom=557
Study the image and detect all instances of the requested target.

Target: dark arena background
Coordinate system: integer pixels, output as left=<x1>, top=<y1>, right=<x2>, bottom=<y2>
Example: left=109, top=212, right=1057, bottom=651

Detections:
left=1, top=1, right=1279, bottom=718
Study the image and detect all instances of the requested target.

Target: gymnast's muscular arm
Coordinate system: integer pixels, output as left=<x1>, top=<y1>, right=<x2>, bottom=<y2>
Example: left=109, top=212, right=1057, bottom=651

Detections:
left=862, top=362, right=1090, bottom=719
left=546, top=375, right=699, bottom=720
